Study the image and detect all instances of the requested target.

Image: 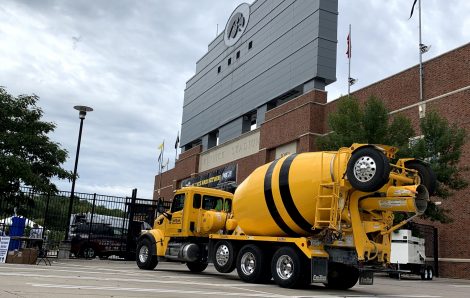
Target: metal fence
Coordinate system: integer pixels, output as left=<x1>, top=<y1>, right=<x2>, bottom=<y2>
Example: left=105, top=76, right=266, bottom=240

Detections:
left=407, top=222, right=439, bottom=277
left=0, top=187, right=167, bottom=259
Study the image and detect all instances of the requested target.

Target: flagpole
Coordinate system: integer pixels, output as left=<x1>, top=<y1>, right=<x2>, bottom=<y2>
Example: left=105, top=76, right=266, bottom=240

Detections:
left=348, top=24, right=351, bottom=98
left=418, top=0, right=424, bottom=103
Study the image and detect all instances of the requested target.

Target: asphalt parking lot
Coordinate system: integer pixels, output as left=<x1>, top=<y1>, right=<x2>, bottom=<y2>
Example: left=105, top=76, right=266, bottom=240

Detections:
left=0, top=259, right=469, bottom=297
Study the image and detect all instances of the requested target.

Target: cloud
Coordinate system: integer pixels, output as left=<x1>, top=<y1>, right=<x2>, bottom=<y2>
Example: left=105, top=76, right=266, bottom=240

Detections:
left=1, top=0, right=468, bottom=199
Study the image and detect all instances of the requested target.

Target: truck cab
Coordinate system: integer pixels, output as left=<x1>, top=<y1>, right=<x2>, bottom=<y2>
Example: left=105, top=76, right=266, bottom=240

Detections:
left=137, top=187, right=233, bottom=272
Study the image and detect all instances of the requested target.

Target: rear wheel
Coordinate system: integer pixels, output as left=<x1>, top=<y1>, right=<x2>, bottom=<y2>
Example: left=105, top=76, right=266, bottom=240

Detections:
left=236, top=244, right=271, bottom=283
left=187, top=261, right=208, bottom=272
left=325, top=263, right=359, bottom=290
left=346, top=147, right=391, bottom=192
left=136, top=238, right=158, bottom=270
left=421, top=266, right=434, bottom=280
left=213, top=240, right=237, bottom=273
left=81, top=245, right=96, bottom=259
left=271, top=247, right=308, bottom=288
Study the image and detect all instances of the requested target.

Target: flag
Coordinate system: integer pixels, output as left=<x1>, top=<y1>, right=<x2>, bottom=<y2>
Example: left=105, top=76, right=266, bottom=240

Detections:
left=158, top=141, right=164, bottom=151
left=409, top=0, right=418, bottom=19
left=346, top=33, right=351, bottom=58
left=175, top=132, right=180, bottom=149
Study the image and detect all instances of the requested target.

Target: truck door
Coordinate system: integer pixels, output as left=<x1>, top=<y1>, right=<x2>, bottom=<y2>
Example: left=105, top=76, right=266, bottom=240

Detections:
left=167, top=193, right=185, bottom=236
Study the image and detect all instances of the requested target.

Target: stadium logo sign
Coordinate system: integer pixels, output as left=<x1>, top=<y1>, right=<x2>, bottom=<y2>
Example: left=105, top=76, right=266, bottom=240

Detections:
left=224, top=3, right=250, bottom=47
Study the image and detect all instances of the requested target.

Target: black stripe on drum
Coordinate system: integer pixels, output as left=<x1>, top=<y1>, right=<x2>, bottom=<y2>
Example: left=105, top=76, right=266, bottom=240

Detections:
left=264, top=159, right=298, bottom=236
left=279, top=154, right=313, bottom=233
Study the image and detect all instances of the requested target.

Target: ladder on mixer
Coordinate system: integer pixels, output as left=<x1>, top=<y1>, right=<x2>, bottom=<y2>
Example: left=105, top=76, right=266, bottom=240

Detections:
left=313, top=152, right=343, bottom=231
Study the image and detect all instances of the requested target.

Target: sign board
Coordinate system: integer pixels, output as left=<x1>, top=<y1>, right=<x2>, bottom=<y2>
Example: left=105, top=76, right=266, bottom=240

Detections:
left=275, top=142, right=297, bottom=159
left=0, top=237, right=11, bottom=263
left=182, top=164, right=237, bottom=189
left=224, top=3, right=250, bottom=47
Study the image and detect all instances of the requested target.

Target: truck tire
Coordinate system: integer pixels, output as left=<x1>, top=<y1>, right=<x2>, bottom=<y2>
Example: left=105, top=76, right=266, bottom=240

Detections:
left=325, top=263, right=359, bottom=290
left=236, top=244, right=271, bottom=283
left=346, top=147, right=391, bottom=192
left=405, top=161, right=437, bottom=196
left=271, top=246, right=308, bottom=289
left=136, top=238, right=158, bottom=270
left=213, top=240, right=237, bottom=273
left=187, top=261, right=208, bottom=273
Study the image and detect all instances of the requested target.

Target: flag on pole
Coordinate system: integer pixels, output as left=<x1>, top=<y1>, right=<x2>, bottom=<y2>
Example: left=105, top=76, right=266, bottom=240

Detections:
left=157, top=141, right=164, bottom=163
left=158, top=141, right=164, bottom=151
left=175, top=132, right=180, bottom=149
left=346, top=33, right=351, bottom=58
left=409, top=0, right=418, bottom=19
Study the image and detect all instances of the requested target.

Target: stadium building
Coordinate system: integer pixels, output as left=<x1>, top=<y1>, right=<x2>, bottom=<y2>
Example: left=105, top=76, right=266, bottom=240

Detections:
left=155, top=0, right=470, bottom=279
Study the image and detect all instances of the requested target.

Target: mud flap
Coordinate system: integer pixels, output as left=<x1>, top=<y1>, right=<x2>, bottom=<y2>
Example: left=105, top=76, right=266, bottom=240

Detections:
left=311, top=258, right=328, bottom=283
left=359, top=271, right=374, bottom=285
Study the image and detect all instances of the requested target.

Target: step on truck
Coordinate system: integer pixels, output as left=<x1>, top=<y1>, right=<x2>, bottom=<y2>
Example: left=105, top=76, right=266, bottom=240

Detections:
left=136, top=144, right=435, bottom=290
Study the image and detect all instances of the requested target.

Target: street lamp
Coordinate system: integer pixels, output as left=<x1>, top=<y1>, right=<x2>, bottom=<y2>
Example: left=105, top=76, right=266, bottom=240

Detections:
left=64, top=105, right=93, bottom=241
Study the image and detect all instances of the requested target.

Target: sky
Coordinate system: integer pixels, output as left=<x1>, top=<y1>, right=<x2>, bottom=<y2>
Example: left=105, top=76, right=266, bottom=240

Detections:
left=0, top=0, right=469, bottom=199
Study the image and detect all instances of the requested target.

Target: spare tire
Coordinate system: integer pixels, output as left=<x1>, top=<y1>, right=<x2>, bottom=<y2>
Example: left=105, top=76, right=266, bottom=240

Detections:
left=346, top=147, right=391, bottom=192
left=405, top=161, right=437, bottom=196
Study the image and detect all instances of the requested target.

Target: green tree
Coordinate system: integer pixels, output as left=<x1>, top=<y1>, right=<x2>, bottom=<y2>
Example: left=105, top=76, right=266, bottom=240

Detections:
left=317, top=96, right=467, bottom=222
left=0, top=87, right=73, bottom=196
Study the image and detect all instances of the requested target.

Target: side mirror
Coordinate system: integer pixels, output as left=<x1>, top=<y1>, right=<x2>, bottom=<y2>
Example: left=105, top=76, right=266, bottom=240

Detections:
left=157, top=198, right=166, bottom=214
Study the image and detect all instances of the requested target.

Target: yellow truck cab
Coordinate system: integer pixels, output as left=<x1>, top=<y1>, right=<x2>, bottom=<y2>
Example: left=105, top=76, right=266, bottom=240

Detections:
left=137, top=187, right=233, bottom=272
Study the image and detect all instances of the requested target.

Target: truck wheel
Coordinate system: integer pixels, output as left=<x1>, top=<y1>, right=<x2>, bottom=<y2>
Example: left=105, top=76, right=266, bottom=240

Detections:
left=236, top=244, right=271, bottom=283
left=346, top=147, right=391, bottom=192
left=271, top=247, right=308, bottom=288
left=213, top=240, right=237, bottom=273
left=405, top=161, right=437, bottom=196
left=136, top=238, right=158, bottom=270
left=186, top=261, right=208, bottom=273
left=325, top=263, right=359, bottom=290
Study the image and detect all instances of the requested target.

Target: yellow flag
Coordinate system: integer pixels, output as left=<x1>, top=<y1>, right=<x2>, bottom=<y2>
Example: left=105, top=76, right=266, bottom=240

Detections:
left=158, top=141, right=164, bottom=151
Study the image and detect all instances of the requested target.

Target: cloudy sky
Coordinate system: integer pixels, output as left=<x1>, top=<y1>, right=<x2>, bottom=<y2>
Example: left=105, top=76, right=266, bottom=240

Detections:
left=1, top=0, right=468, bottom=199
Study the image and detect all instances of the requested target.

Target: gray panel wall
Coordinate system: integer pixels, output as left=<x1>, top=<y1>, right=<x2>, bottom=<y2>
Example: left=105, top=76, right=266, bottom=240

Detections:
left=181, top=0, right=338, bottom=148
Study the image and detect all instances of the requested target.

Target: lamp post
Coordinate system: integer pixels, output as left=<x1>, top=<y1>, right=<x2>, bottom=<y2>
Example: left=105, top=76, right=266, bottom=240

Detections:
left=64, top=105, right=93, bottom=241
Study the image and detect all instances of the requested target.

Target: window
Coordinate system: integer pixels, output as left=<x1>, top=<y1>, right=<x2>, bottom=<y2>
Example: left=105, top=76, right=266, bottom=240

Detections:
left=236, top=51, right=240, bottom=59
left=248, top=41, right=253, bottom=50
left=217, top=65, right=221, bottom=73
left=202, top=195, right=224, bottom=211
left=193, top=194, right=201, bottom=208
left=228, top=58, right=232, bottom=66
left=171, top=193, right=185, bottom=213
left=224, top=199, right=232, bottom=212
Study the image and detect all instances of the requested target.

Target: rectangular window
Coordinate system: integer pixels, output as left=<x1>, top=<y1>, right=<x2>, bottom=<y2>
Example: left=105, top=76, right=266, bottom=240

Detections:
left=202, top=195, right=224, bottom=211
left=193, top=194, right=201, bottom=208
left=248, top=41, right=253, bottom=50
left=236, top=51, right=240, bottom=59
left=217, top=65, right=221, bottom=73
left=228, top=58, right=232, bottom=66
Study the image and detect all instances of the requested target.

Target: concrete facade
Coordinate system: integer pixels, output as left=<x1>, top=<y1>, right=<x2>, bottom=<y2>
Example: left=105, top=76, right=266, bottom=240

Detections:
left=155, top=43, right=470, bottom=279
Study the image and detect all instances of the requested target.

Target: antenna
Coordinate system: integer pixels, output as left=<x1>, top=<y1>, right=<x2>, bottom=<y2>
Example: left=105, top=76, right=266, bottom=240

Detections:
left=216, top=24, right=219, bottom=37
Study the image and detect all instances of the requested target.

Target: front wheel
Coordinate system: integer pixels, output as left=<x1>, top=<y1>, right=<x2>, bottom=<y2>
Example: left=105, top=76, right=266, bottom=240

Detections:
left=81, top=245, right=96, bottom=259
left=346, top=147, right=391, bottom=192
left=136, top=238, right=158, bottom=270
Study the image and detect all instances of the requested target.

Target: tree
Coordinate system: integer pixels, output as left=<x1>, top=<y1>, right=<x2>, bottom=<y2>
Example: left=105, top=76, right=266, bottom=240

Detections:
left=0, top=87, right=73, bottom=197
left=317, top=96, right=467, bottom=222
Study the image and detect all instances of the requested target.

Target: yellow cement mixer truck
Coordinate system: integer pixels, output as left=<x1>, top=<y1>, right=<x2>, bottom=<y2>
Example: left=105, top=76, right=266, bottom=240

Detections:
left=136, top=144, right=434, bottom=290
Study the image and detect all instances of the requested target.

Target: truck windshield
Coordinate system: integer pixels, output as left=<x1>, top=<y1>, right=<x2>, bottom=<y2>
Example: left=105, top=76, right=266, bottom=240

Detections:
left=171, top=193, right=185, bottom=213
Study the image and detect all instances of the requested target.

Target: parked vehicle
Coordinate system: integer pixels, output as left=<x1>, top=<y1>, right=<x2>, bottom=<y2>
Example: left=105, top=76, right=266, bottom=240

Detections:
left=71, top=221, right=151, bottom=259
left=389, top=229, right=434, bottom=280
left=137, top=144, right=435, bottom=290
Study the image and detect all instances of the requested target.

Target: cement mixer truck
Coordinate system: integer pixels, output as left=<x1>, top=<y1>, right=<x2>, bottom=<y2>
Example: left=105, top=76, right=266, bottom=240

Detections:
left=136, top=144, right=434, bottom=290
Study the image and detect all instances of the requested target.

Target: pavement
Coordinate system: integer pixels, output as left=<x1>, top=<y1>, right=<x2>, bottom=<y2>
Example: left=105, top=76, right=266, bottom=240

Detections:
left=0, top=259, right=469, bottom=297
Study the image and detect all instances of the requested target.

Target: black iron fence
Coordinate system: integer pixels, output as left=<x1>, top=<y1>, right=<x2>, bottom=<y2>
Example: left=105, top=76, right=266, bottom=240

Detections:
left=0, top=187, right=166, bottom=259
left=407, top=222, right=439, bottom=277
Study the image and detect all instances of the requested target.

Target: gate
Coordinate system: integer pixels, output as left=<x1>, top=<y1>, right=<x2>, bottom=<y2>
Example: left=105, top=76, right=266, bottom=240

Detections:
left=0, top=187, right=161, bottom=259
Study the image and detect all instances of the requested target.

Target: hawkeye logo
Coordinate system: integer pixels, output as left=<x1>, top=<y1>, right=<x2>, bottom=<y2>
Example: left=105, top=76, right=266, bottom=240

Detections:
left=224, top=3, right=250, bottom=47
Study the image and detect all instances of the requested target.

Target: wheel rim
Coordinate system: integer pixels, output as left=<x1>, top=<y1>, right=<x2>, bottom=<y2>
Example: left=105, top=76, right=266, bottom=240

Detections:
left=215, top=244, right=230, bottom=266
left=84, top=247, right=94, bottom=258
left=353, top=156, right=376, bottom=182
left=139, top=245, right=149, bottom=263
left=276, top=255, right=294, bottom=280
left=240, top=252, right=256, bottom=276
